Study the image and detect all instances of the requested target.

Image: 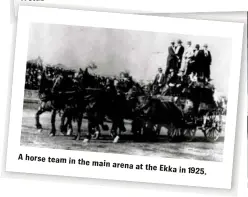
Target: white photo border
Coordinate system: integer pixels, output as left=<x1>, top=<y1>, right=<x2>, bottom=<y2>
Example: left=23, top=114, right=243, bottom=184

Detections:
left=6, top=6, right=244, bottom=189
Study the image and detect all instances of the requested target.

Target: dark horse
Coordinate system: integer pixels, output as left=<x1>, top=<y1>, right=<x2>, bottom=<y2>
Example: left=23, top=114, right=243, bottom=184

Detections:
left=83, top=78, right=145, bottom=143
left=35, top=70, right=75, bottom=136
left=123, top=76, right=189, bottom=140
left=35, top=70, right=54, bottom=134
left=59, top=68, right=110, bottom=141
left=126, top=90, right=185, bottom=141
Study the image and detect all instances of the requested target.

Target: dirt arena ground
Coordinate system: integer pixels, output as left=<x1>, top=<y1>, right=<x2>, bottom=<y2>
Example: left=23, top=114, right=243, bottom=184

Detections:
left=20, top=103, right=224, bottom=162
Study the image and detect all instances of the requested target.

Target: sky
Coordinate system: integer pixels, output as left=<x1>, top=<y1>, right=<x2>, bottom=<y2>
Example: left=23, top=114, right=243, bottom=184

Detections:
left=27, top=23, right=232, bottom=96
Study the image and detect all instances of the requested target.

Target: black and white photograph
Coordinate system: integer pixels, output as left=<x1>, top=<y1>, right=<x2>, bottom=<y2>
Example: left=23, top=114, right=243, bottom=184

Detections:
left=5, top=6, right=243, bottom=189
left=22, top=23, right=228, bottom=162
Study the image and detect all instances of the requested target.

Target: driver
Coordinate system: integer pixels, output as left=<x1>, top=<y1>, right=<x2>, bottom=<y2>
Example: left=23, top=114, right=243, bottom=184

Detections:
left=161, top=68, right=180, bottom=96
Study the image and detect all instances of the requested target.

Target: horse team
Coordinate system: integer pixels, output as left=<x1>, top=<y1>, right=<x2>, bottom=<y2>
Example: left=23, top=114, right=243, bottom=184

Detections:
left=34, top=65, right=225, bottom=143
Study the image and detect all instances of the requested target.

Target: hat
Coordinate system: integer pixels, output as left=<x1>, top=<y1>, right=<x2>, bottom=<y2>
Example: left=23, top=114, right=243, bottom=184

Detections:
left=171, top=41, right=175, bottom=44
left=177, top=39, right=182, bottom=44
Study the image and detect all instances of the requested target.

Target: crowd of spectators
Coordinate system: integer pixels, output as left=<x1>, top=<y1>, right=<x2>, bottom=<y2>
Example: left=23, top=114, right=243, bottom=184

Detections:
left=25, top=59, right=136, bottom=91
left=25, top=61, right=76, bottom=90
left=25, top=61, right=43, bottom=89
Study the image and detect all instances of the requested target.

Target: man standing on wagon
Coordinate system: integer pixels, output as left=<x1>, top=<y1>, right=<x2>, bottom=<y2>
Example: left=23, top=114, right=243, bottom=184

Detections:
left=180, top=41, right=194, bottom=75
left=201, top=44, right=212, bottom=82
left=190, top=44, right=204, bottom=78
left=165, top=41, right=177, bottom=78
left=175, top=39, right=185, bottom=72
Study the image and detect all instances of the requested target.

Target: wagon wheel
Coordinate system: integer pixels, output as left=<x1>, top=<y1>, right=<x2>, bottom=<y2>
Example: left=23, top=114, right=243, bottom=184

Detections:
left=182, top=128, right=196, bottom=142
left=142, top=121, right=159, bottom=140
left=204, top=127, right=220, bottom=142
left=168, top=124, right=181, bottom=142
left=203, top=112, right=222, bottom=142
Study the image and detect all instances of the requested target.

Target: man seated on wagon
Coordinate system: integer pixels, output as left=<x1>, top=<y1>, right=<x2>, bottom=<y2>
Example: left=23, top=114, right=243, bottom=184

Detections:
left=152, top=67, right=166, bottom=95
left=161, top=68, right=181, bottom=96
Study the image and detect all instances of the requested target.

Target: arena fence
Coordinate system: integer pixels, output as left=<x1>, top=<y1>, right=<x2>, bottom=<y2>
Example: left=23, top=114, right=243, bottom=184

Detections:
left=24, top=89, right=39, bottom=103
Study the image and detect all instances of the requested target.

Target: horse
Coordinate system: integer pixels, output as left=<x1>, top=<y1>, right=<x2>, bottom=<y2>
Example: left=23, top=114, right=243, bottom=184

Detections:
left=59, top=88, right=86, bottom=140
left=108, top=79, right=147, bottom=142
left=129, top=92, right=186, bottom=141
left=35, top=69, right=77, bottom=136
left=82, top=77, right=144, bottom=143
left=35, top=70, right=55, bottom=134
left=59, top=68, right=110, bottom=141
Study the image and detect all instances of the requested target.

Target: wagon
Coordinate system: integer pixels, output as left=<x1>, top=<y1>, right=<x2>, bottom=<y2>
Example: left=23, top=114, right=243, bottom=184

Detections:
left=136, top=83, right=225, bottom=142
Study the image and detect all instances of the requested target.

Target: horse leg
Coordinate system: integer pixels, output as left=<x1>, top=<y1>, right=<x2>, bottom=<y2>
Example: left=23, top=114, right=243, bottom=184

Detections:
left=156, top=124, right=162, bottom=136
left=131, top=119, right=139, bottom=137
left=93, top=114, right=104, bottom=139
left=84, top=120, right=93, bottom=142
left=60, top=110, right=67, bottom=135
left=60, top=108, right=73, bottom=136
left=119, top=118, right=126, bottom=132
left=94, top=124, right=101, bottom=139
left=75, top=114, right=83, bottom=141
left=35, top=104, right=45, bottom=131
left=66, top=115, right=73, bottom=136
left=100, top=121, right=109, bottom=131
left=110, top=120, right=117, bottom=139
left=49, top=109, right=56, bottom=137
left=113, top=118, right=123, bottom=143
left=91, top=120, right=101, bottom=140
left=99, top=112, right=108, bottom=131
